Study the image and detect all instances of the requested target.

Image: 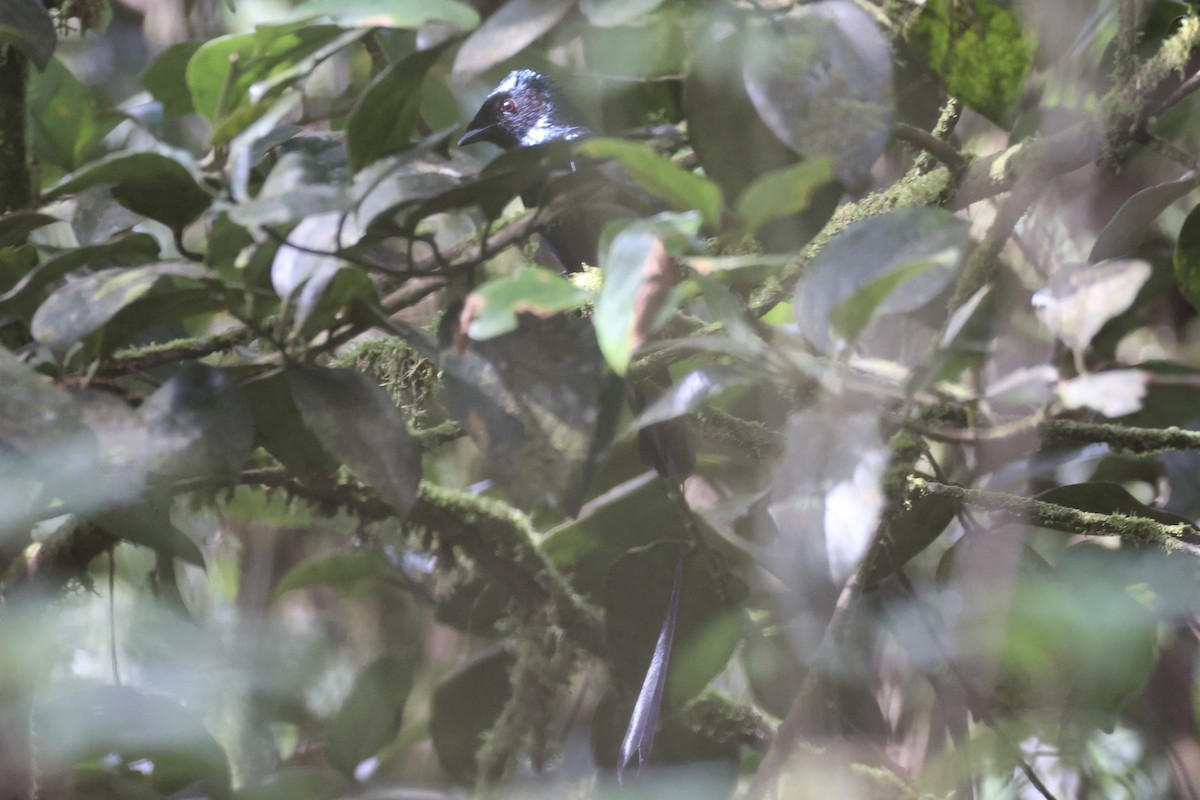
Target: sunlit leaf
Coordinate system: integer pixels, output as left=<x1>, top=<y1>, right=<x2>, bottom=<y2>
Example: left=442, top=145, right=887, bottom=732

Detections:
left=906, top=0, right=1034, bottom=126
left=464, top=267, right=589, bottom=341
left=291, top=0, right=479, bottom=30
left=631, top=366, right=756, bottom=429
left=575, top=138, right=724, bottom=226
left=735, top=158, right=834, bottom=235
left=579, top=0, right=666, bottom=27
left=1032, top=259, right=1152, bottom=356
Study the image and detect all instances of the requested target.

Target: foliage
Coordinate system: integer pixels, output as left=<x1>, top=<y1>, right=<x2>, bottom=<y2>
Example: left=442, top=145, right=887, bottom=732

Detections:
left=1, top=1, right=1200, bottom=799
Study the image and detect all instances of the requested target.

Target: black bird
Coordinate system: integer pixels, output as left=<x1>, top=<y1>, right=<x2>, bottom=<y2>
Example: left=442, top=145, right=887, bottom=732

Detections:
left=459, top=69, right=694, bottom=481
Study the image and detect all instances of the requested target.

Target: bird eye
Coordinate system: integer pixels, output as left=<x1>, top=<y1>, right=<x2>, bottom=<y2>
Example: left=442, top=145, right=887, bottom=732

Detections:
left=500, top=98, right=517, bottom=115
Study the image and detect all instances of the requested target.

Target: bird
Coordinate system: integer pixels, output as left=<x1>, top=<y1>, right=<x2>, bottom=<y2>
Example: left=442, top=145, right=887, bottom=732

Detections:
left=458, top=69, right=695, bottom=481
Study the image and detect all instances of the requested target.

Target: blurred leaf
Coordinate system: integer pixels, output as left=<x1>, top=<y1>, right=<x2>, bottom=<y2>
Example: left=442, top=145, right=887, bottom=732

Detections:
left=139, top=363, right=254, bottom=483
left=439, top=310, right=625, bottom=515
left=1033, top=259, right=1152, bottom=356
left=1057, top=370, right=1148, bottom=418
left=28, top=58, right=115, bottom=171
left=347, top=45, right=446, bottom=172
left=594, top=212, right=700, bottom=375
left=743, top=1, right=893, bottom=187
left=34, top=685, right=230, bottom=796
left=44, top=148, right=212, bottom=232
left=576, top=138, right=724, bottom=227
left=0, top=232, right=160, bottom=320
left=95, top=503, right=206, bottom=565
left=237, top=767, right=350, bottom=800
left=274, top=552, right=388, bottom=599
left=580, top=0, right=666, bottom=27
left=429, top=649, right=513, bottom=782
left=735, top=158, right=834, bottom=235
left=289, top=366, right=422, bottom=518
left=1091, top=171, right=1198, bottom=262
left=0, top=0, right=56, bottom=69
left=906, top=0, right=1033, bottom=126
left=30, top=263, right=210, bottom=357
left=142, top=41, right=203, bottom=118
left=862, top=493, right=958, bottom=587
left=326, top=654, right=416, bottom=777
left=605, top=542, right=742, bottom=710
left=451, top=0, right=576, bottom=79
left=271, top=212, right=377, bottom=334
left=465, top=266, right=589, bottom=341
left=291, top=0, right=479, bottom=29
left=795, top=207, right=970, bottom=352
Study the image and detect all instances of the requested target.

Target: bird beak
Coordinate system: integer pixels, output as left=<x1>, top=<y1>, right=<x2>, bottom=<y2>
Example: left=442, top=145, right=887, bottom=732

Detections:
left=457, top=124, right=496, bottom=147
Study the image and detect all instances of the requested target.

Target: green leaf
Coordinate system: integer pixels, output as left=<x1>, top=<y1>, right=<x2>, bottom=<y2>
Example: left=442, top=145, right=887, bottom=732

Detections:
left=907, top=0, right=1034, bottom=126
left=429, top=649, right=513, bottom=781
left=794, top=207, right=971, bottom=352
left=735, top=158, right=834, bottom=235
left=594, top=212, right=700, bottom=375
left=576, top=138, right=724, bottom=227
left=0, top=0, right=56, bottom=69
left=1174, top=201, right=1200, bottom=312
left=273, top=553, right=389, bottom=599
left=142, top=41, right=203, bottom=118
left=0, top=210, right=58, bottom=247
left=466, top=267, right=589, bottom=341
left=243, top=371, right=341, bottom=477
left=290, top=0, right=479, bottom=30
left=289, top=366, right=422, bottom=518
left=44, top=149, right=212, bottom=232
left=346, top=45, right=446, bottom=172
left=326, top=655, right=416, bottom=777
left=30, top=263, right=210, bottom=356
left=28, top=58, right=116, bottom=171
left=742, top=1, right=893, bottom=186
left=1036, top=483, right=1196, bottom=530
left=1091, top=171, right=1198, bottom=262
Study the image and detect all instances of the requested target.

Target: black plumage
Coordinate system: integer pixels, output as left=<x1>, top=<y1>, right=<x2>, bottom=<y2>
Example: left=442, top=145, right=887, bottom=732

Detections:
left=459, top=69, right=694, bottom=481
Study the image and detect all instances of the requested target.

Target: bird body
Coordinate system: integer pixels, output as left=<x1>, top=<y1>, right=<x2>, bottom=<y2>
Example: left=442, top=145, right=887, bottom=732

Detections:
left=459, top=69, right=695, bottom=481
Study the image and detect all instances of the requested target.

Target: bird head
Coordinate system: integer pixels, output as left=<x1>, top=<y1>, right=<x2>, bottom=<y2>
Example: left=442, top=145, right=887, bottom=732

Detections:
left=458, top=69, right=590, bottom=150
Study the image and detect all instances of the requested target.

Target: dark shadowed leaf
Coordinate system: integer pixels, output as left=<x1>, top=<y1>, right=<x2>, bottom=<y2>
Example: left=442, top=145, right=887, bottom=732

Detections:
left=439, top=310, right=625, bottom=515
left=273, top=553, right=389, bottom=599
left=795, top=207, right=970, bottom=352
left=0, top=0, right=56, bottom=69
left=94, top=503, right=206, bottom=565
left=1036, top=483, right=1197, bottom=530
left=450, top=0, right=576, bottom=79
left=906, top=0, right=1033, bottom=126
left=347, top=45, right=446, bottom=171
left=28, top=58, right=116, bottom=171
left=575, top=138, right=724, bottom=226
left=291, top=0, right=479, bottom=29
left=1174, top=201, right=1200, bottom=312
left=243, top=371, right=341, bottom=477
left=465, top=266, right=589, bottom=340
left=429, top=649, right=513, bottom=782
left=0, top=210, right=58, bottom=247
left=743, top=1, right=893, bottom=187
left=141, top=41, right=203, bottom=118
left=735, top=158, right=834, bottom=235
left=139, top=363, right=254, bottom=483
left=605, top=541, right=742, bottom=712
left=30, top=263, right=210, bottom=356
left=289, top=366, right=422, bottom=517
left=44, top=149, right=212, bottom=232
left=1091, top=171, right=1198, bottom=262
left=326, top=654, right=416, bottom=777
left=594, top=212, right=700, bottom=374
